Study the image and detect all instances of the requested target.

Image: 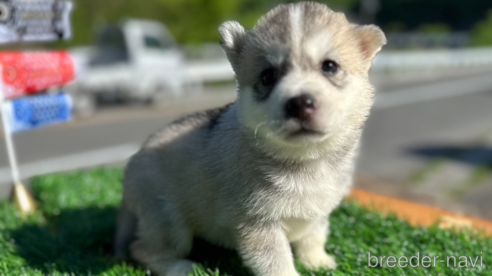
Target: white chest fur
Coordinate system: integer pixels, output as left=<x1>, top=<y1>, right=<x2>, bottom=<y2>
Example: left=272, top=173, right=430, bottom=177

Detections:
left=246, top=159, right=351, bottom=221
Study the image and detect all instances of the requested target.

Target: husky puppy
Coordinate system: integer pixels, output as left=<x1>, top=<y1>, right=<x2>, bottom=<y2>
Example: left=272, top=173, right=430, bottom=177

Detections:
left=115, top=2, right=385, bottom=276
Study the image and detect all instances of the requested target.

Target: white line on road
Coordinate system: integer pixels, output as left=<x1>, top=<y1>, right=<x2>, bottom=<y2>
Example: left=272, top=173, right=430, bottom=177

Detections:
left=374, top=73, right=492, bottom=109
left=0, top=143, right=140, bottom=185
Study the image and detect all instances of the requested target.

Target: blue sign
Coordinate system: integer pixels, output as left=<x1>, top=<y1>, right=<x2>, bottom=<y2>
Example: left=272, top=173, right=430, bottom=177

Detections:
left=5, top=93, right=72, bottom=132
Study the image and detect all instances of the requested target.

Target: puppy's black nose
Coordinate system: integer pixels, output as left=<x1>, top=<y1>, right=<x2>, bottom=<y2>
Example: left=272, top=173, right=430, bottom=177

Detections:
left=285, top=94, right=317, bottom=121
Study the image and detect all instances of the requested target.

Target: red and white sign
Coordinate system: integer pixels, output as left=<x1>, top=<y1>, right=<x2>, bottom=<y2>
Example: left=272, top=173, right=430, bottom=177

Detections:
left=0, top=52, right=76, bottom=99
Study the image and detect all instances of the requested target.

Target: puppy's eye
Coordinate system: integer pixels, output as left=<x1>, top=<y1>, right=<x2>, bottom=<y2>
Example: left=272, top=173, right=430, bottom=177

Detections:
left=321, top=60, right=338, bottom=75
left=261, top=68, right=277, bottom=86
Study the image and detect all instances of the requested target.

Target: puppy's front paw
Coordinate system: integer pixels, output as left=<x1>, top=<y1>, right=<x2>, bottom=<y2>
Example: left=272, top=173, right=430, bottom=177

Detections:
left=165, top=260, right=195, bottom=276
left=164, top=260, right=193, bottom=276
left=299, top=251, right=337, bottom=270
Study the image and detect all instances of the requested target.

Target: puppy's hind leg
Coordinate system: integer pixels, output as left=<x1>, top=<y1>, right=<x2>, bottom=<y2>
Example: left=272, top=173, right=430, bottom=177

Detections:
left=131, top=213, right=195, bottom=276
left=114, top=203, right=137, bottom=259
left=291, top=218, right=337, bottom=270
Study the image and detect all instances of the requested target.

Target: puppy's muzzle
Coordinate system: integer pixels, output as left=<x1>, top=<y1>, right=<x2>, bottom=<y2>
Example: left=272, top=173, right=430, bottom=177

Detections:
left=285, top=93, right=317, bottom=122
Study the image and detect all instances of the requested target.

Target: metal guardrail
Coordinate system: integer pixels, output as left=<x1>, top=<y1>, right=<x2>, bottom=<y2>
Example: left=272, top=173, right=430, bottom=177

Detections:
left=71, top=44, right=492, bottom=88
left=184, top=46, right=492, bottom=86
left=372, top=47, right=492, bottom=73
left=183, top=60, right=233, bottom=84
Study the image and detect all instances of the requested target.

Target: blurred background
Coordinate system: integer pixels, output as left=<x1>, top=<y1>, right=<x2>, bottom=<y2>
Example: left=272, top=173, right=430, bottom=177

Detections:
left=1, top=0, right=492, bottom=221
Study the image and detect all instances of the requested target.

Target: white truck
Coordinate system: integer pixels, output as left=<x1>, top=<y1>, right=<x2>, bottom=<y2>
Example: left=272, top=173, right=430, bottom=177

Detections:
left=67, top=19, right=187, bottom=117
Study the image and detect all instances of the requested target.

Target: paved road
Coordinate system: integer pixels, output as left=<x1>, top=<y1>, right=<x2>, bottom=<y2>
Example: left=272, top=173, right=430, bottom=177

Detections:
left=361, top=88, right=492, bottom=177
left=360, top=73, right=492, bottom=181
left=1, top=72, right=492, bottom=206
left=357, top=88, right=492, bottom=219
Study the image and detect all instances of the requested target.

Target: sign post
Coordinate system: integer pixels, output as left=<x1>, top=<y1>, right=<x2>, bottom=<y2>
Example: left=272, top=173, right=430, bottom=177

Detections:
left=0, top=0, right=74, bottom=215
left=0, top=65, right=35, bottom=214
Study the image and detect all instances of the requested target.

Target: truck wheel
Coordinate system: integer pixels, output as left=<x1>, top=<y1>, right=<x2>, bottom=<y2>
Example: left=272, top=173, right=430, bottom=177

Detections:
left=72, top=93, right=96, bottom=119
left=146, top=85, right=171, bottom=106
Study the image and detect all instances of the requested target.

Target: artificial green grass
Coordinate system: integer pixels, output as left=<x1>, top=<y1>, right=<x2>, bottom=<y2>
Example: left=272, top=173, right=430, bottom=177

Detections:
left=0, top=168, right=491, bottom=276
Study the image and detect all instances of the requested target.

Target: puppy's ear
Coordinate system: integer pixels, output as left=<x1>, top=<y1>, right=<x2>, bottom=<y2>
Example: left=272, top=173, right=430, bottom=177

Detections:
left=353, top=24, right=386, bottom=64
left=219, top=21, right=246, bottom=72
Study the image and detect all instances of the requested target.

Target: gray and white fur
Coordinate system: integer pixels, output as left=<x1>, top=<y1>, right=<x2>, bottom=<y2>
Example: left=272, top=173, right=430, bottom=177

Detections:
left=115, top=2, right=386, bottom=276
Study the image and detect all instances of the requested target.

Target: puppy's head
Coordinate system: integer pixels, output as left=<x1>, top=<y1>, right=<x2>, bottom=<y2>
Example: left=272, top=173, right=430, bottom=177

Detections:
left=220, top=2, right=386, bottom=159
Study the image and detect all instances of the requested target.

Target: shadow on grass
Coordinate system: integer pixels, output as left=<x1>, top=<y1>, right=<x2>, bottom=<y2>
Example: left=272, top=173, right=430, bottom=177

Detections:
left=188, top=238, right=251, bottom=276
left=408, top=145, right=492, bottom=168
left=9, top=205, right=251, bottom=275
left=9, top=206, right=121, bottom=274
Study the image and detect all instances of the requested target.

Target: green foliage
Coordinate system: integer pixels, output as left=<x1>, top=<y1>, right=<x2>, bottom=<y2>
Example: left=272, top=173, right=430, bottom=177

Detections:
left=0, top=167, right=491, bottom=275
left=471, top=10, right=492, bottom=46
left=384, top=21, right=406, bottom=32
left=67, top=0, right=264, bottom=46
left=378, top=0, right=492, bottom=34
left=417, top=23, right=452, bottom=34
left=63, top=0, right=360, bottom=47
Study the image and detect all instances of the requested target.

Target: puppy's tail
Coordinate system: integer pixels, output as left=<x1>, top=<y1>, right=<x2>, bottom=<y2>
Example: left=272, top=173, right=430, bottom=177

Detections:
left=114, top=203, right=137, bottom=259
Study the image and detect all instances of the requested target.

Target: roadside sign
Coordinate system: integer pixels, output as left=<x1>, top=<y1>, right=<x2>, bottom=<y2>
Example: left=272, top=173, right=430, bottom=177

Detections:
left=0, top=0, right=73, bottom=44
left=4, top=92, right=72, bottom=132
left=0, top=52, right=76, bottom=99
left=0, top=0, right=74, bottom=215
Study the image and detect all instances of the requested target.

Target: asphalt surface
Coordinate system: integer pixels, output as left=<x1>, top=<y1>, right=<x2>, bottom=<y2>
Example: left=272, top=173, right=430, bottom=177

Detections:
left=1, top=72, right=492, bottom=204
left=360, top=73, right=492, bottom=182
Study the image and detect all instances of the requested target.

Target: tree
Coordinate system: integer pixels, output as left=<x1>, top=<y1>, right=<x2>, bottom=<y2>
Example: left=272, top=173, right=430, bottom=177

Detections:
left=48, top=0, right=362, bottom=48
left=471, top=10, right=492, bottom=46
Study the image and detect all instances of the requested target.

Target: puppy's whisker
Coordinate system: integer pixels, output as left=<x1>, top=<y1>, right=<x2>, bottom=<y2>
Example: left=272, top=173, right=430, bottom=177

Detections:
left=265, top=120, right=283, bottom=135
left=254, top=122, right=268, bottom=139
